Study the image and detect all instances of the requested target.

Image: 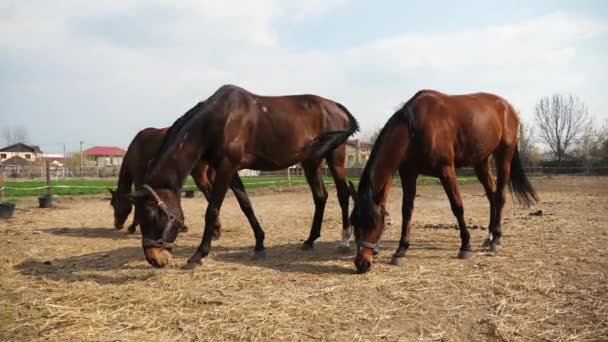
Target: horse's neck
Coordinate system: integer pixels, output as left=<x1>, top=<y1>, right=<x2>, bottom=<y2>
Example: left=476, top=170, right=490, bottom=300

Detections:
left=116, top=163, right=133, bottom=194
left=369, top=122, right=411, bottom=192
left=149, top=139, right=203, bottom=189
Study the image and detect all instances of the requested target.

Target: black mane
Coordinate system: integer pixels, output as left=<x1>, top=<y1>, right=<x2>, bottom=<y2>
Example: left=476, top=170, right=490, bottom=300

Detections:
left=352, top=98, right=419, bottom=228
left=145, top=101, right=206, bottom=179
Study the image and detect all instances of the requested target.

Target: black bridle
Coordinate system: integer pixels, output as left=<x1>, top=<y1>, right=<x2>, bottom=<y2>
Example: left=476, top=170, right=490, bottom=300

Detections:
left=141, top=184, right=185, bottom=249
left=355, top=206, right=391, bottom=254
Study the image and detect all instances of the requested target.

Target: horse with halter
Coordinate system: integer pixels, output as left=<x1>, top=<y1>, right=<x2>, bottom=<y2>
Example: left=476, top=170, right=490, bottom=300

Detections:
left=132, top=85, right=359, bottom=268
left=108, top=127, right=259, bottom=239
left=349, top=90, right=539, bottom=273
left=108, top=127, right=211, bottom=234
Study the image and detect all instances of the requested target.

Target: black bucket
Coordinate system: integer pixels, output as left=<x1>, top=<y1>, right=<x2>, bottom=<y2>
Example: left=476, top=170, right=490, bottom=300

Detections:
left=38, top=195, right=53, bottom=208
left=183, top=190, right=195, bottom=198
left=0, top=202, right=16, bottom=219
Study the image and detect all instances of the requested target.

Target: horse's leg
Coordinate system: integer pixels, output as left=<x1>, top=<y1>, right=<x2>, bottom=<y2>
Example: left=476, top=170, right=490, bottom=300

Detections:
left=301, top=159, right=328, bottom=250
left=439, top=165, right=473, bottom=259
left=474, top=158, right=497, bottom=247
left=191, top=162, right=221, bottom=239
left=127, top=215, right=138, bottom=234
left=229, top=174, right=266, bottom=259
left=391, top=170, right=418, bottom=266
left=489, top=148, right=514, bottom=252
left=186, top=160, right=237, bottom=267
left=326, top=146, right=351, bottom=252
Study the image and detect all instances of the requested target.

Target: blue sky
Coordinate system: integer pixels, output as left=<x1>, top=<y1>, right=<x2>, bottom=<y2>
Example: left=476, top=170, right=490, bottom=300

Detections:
left=1, top=0, right=607, bottom=153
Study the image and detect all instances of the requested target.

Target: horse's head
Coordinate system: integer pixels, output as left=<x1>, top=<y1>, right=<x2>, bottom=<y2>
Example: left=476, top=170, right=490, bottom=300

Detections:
left=348, top=181, right=388, bottom=274
left=108, top=188, right=132, bottom=230
left=132, top=185, right=185, bottom=268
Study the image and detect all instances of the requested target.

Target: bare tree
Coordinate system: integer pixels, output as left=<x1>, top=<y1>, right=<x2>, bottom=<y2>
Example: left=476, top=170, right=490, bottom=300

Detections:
left=517, top=121, right=538, bottom=166
left=2, top=126, right=29, bottom=146
left=534, top=94, right=592, bottom=165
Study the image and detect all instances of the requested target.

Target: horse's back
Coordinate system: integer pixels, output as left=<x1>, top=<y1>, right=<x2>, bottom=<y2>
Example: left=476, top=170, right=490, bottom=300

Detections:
left=409, top=90, right=518, bottom=167
left=124, top=127, right=168, bottom=185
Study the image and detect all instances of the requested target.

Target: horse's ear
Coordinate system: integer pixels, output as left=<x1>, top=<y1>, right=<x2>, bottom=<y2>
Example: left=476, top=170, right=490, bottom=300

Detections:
left=348, top=181, right=358, bottom=202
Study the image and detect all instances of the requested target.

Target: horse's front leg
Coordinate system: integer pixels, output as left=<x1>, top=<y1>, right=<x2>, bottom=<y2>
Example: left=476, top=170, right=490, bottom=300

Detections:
left=391, top=171, right=417, bottom=266
left=185, top=160, right=237, bottom=269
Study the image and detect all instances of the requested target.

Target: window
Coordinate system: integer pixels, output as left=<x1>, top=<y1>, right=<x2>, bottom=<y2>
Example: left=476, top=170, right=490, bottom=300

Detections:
left=0, top=153, right=6, bottom=159
left=25, top=154, right=31, bottom=159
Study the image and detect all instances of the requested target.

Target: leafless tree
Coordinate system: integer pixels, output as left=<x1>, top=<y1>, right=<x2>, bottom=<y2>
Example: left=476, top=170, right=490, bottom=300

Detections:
left=2, top=126, right=29, bottom=146
left=534, top=94, right=592, bottom=165
left=517, top=121, right=538, bottom=166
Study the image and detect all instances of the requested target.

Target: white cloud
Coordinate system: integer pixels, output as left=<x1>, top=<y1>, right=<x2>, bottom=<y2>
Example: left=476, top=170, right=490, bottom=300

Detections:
left=0, top=3, right=606, bottom=150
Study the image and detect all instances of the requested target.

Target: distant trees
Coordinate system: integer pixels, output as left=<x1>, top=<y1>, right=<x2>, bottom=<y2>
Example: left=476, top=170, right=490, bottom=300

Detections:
left=2, top=126, right=29, bottom=146
left=517, top=122, right=541, bottom=166
left=534, top=94, right=592, bottom=166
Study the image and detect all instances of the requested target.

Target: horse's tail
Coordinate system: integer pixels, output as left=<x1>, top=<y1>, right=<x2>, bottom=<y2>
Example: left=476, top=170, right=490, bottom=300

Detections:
left=307, top=102, right=360, bottom=160
left=508, top=147, right=539, bottom=208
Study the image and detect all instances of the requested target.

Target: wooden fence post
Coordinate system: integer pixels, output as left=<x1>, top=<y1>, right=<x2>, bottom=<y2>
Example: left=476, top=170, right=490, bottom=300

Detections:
left=287, top=166, right=292, bottom=190
left=0, top=166, right=5, bottom=201
left=46, top=159, right=52, bottom=196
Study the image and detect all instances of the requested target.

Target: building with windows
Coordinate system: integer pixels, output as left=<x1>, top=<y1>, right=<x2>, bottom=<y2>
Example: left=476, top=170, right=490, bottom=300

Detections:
left=83, top=146, right=126, bottom=166
left=0, top=143, right=43, bottom=163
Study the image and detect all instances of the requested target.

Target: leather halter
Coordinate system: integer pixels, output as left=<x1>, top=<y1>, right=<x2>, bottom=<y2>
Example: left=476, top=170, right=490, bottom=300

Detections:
left=141, top=184, right=184, bottom=249
left=355, top=207, right=390, bottom=253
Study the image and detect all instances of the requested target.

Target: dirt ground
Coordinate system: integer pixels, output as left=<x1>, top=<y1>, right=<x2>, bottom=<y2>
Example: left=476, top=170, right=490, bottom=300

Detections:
left=1, top=176, right=607, bottom=341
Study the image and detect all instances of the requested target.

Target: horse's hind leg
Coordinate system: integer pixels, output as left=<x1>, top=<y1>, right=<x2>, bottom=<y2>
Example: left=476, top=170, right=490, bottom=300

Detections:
left=326, top=146, right=351, bottom=252
left=301, top=159, right=328, bottom=250
left=391, top=170, right=418, bottom=266
left=229, top=174, right=266, bottom=259
left=489, top=148, right=515, bottom=252
left=474, top=158, right=497, bottom=247
left=439, top=165, right=472, bottom=259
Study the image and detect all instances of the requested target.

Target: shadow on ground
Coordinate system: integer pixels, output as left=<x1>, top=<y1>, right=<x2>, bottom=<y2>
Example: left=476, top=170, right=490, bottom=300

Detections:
left=44, top=227, right=138, bottom=240
left=14, top=237, right=464, bottom=284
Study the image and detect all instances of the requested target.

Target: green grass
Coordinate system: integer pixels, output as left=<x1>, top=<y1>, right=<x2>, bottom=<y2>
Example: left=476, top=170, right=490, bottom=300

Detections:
left=1, top=175, right=478, bottom=199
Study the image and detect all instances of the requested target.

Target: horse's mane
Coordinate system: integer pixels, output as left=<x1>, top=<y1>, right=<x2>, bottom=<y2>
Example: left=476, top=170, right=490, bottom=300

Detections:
left=353, top=95, right=420, bottom=228
left=146, top=101, right=206, bottom=178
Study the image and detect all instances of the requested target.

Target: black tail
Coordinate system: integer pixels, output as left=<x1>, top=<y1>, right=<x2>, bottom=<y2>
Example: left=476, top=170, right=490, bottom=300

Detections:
left=509, top=148, right=539, bottom=208
left=307, top=102, right=359, bottom=160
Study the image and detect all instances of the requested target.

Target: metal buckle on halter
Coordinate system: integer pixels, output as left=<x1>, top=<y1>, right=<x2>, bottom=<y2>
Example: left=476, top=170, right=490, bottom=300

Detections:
left=141, top=184, right=184, bottom=247
left=356, top=240, right=378, bottom=250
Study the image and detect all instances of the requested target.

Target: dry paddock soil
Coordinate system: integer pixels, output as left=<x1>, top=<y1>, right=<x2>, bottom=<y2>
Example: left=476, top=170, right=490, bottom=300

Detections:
left=1, top=176, right=607, bottom=341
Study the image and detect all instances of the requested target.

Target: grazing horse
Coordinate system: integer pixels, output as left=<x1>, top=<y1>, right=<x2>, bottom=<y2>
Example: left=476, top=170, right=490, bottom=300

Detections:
left=349, top=90, right=539, bottom=273
left=108, top=127, right=214, bottom=234
left=133, top=84, right=359, bottom=268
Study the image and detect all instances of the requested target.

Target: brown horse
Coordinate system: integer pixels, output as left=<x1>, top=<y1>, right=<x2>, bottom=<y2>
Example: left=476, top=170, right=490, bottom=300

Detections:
left=133, top=85, right=359, bottom=268
left=108, top=127, right=213, bottom=233
left=349, top=90, right=539, bottom=273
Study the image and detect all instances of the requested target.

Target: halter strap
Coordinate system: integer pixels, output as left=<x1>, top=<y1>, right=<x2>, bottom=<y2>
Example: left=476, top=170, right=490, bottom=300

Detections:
left=141, top=184, right=184, bottom=249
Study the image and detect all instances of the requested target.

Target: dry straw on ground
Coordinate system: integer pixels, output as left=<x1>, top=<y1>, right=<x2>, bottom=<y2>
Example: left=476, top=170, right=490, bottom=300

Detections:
left=1, top=176, right=607, bottom=341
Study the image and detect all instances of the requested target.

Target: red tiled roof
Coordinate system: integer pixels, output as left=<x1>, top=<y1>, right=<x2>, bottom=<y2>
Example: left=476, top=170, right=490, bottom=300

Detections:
left=84, top=146, right=126, bottom=156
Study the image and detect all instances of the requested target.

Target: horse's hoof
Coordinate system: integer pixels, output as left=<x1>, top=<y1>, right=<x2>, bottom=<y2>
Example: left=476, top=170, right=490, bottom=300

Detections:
left=300, top=242, right=314, bottom=251
left=372, top=247, right=380, bottom=256
left=457, top=250, right=473, bottom=259
left=186, top=252, right=203, bottom=265
left=127, top=227, right=136, bottom=234
left=337, top=244, right=352, bottom=254
left=182, top=262, right=201, bottom=270
left=481, top=238, right=491, bottom=248
left=250, top=250, right=266, bottom=260
left=391, top=256, right=405, bottom=266
left=489, top=244, right=502, bottom=253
